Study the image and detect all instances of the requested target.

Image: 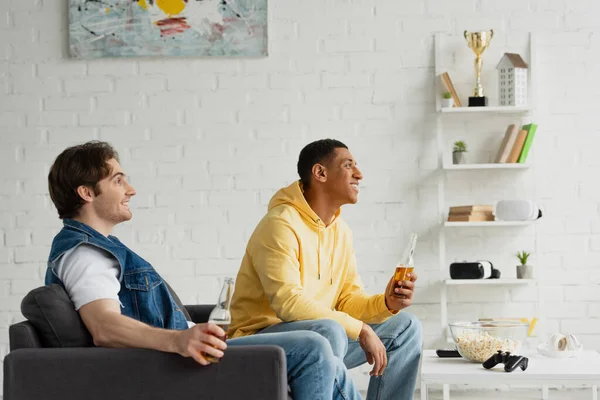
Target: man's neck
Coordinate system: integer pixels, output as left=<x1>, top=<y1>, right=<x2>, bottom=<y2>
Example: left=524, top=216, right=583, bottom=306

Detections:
left=303, top=188, right=339, bottom=226
left=72, top=213, right=114, bottom=237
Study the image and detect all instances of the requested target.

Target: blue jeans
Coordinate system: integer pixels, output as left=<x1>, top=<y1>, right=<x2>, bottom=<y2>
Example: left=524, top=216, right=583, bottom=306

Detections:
left=259, top=313, right=423, bottom=400
left=228, top=330, right=361, bottom=400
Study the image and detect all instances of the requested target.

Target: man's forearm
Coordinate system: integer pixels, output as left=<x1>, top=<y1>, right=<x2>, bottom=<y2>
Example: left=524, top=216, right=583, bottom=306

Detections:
left=271, top=291, right=363, bottom=339
left=338, top=292, right=394, bottom=323
left=90, top=311, right=181, bottom=354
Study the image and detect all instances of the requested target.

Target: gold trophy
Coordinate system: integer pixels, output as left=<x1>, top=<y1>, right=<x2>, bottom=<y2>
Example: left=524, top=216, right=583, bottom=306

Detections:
left=464, top=30, right=494, bottom=107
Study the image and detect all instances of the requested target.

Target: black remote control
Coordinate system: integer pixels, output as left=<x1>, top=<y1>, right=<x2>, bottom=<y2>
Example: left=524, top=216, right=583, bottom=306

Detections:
left=436, top=349, right=461, bottom=358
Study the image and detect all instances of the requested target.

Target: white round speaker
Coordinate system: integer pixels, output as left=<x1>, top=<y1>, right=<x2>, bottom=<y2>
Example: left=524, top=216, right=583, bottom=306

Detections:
left=495, top=200, right=541, bottom=221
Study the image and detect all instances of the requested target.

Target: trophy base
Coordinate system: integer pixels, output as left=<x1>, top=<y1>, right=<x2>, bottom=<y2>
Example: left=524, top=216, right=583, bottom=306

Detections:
left=468, top=96, right=488, bottom=107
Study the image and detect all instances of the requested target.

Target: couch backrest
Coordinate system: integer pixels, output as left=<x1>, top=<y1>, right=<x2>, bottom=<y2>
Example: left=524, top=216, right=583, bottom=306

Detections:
left=20, top=284, right=94, bottom=348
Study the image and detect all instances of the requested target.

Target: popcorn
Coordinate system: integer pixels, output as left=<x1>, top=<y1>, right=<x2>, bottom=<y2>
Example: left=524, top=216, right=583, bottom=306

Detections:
left=454, top=331, right=521, bottom=362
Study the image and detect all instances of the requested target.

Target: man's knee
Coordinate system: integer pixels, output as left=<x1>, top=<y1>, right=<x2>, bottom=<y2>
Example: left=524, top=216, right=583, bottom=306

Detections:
left=388, top=312, right=423, bottom=341
left=311, top=319, right=348, bottom=357
left=301, top=331, right=336, bottom=362
left=313, top=319, right=347, bottom=340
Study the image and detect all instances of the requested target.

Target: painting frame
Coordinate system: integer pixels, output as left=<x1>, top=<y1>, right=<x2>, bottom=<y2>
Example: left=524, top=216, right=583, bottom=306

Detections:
left=69, top=0, right=268, bottom=59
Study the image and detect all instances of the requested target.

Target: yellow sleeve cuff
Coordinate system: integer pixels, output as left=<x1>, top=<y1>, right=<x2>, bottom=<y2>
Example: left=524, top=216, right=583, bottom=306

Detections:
left=378, top=294, right=399, bottom=316
left=346, top=317, right=364, bottom=340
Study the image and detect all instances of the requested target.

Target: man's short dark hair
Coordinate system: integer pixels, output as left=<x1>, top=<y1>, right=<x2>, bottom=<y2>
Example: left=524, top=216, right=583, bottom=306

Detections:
left=297, top=139, right=348, bottom=189
left=48, top=141, right=119, bottom=219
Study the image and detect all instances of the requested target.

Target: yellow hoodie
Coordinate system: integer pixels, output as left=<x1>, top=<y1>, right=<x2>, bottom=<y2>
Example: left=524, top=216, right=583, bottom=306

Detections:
left=229, top=181, right=397, bottom=340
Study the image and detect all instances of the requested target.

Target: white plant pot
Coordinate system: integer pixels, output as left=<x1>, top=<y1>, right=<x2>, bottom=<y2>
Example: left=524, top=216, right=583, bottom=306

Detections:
left=452, top=151, right=467, bottom=164
left=517, top=264, right=533, bottom=279
left=441, top=98, right=454, bottom=108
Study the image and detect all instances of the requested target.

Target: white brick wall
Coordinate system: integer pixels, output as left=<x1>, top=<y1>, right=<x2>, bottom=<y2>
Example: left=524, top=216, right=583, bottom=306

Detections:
left=1, top=0, right=599, bottom=394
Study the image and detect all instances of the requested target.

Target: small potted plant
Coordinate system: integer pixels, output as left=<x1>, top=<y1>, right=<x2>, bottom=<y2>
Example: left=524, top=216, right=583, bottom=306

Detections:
left=516, top=251, right=533, bottom=279
left=452, top=140, right=467, bottom=164
left=441, top=92, right=454, bottom=108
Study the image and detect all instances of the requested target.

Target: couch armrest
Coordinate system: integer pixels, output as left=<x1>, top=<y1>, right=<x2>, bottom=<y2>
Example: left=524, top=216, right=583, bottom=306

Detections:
left=9, top=321, right=42, bottom=350
left=3, top=346, right=287, bottom=400
left=184, top=304, right=214, bottom=323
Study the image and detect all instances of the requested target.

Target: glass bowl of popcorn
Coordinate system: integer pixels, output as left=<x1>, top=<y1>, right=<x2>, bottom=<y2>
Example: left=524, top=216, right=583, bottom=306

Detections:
left=448, top=321, right=529, bottom=363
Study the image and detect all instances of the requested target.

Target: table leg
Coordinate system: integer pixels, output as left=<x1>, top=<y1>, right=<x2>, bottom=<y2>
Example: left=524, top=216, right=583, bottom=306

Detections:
left=443, top=384, right=450, bottom=400
left=542, top=385, right=548, bottom=400
left=592, top=384, right=597, bottom=400
left=420, top=382, right=427, bottom=400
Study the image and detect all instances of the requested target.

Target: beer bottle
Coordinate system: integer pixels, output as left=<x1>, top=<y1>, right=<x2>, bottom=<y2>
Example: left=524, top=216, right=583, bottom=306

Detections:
left=393, top=233, right=417, bottom=296
left=203, top=277, right=234, bottom=363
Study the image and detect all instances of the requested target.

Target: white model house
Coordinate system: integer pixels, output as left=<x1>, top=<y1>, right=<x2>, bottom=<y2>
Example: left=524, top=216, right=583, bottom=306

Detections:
left=497, top=53, right=528, bottom=106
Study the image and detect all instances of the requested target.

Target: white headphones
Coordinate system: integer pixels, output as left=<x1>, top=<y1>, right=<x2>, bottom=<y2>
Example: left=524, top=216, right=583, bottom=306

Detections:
left=547, top=333, right=581, bottom=351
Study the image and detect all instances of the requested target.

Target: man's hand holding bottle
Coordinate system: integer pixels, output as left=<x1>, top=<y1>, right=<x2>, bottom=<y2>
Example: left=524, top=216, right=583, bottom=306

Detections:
left=176, top=278, right=234, bottom=365
left=385, top=272, right=418, bottom=311
left=386, top=232, right=418, bottom=311
left=175, top=323, right=228, bottom=365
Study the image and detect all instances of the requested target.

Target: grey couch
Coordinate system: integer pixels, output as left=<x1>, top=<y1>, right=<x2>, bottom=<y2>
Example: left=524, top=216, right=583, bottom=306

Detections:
left=3, top=285, right=288, bottom=400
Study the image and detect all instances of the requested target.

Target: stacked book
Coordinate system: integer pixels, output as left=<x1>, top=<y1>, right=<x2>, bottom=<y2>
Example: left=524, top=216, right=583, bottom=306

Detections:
left=448, top=205, right=495, bottom=222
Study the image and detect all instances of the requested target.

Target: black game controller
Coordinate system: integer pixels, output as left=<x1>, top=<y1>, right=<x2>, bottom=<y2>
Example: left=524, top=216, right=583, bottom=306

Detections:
left=482, top=350, right=529, bottom=372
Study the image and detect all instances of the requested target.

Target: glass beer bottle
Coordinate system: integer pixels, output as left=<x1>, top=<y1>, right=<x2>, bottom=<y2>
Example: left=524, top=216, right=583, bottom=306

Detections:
left=203, top=277, right=234, bottom=363
left=393, top=233, right=417, bottom=296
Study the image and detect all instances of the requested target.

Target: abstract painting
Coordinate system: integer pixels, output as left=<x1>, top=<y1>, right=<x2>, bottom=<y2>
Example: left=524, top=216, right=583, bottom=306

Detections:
left=69, top=0, right=267, bottom=58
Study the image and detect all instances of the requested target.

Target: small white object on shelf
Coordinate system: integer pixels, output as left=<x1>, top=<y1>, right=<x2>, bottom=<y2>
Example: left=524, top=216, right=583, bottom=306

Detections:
left=444, top=220, right=534, bottom=227
left=443, top=163, right=529, bottom=170
left=444, top=278, right=534, bottom=286
left=441, top=97, right=454, bottom=108
left=497, top=53, right=528, bottom=107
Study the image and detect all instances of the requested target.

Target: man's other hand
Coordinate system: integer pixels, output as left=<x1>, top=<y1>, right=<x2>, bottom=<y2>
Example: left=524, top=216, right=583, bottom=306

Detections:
left=358, top=323, right=387, bottom=376
left=384, top=271, right=418, bottom=311
left=175, top=323, right=228, bottom=365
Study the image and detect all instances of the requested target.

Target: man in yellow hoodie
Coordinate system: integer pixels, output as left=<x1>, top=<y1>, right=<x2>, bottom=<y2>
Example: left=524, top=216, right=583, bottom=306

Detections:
left=230, top=139, right=422, bottom=400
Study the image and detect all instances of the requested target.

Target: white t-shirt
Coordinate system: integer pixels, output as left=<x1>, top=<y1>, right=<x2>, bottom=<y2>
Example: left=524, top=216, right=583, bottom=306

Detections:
left=54, top=244, right=121, bottom=310
left=54, top=244, right=194, bottom=328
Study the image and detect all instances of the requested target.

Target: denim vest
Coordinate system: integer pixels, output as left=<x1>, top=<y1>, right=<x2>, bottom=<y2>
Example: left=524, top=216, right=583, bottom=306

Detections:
left=45, top=219, right=189, bottom=330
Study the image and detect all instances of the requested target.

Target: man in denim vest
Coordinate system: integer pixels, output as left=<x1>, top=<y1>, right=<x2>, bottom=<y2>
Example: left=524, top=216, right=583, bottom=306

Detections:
left=46, top=141, right=362, bottom=400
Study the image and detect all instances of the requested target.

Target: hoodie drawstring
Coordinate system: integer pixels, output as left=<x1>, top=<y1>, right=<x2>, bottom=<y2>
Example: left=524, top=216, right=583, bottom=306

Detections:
left=330, top=233, right=335, bottom=285
left=317, top=220, right=335, bottom=286
left=317, top=223, right=321, bottom=280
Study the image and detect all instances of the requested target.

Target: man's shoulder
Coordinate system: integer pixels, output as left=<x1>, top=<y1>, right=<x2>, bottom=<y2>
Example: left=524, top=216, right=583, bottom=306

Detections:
left=69, top=243, right=113, bottom=257
left=246, top=205, right=302, bottom=247
left=49, top=228, right=90, bottom=262
left=261, top=204, right=302, bottom=226
left=60, top=244, right=117, bottom=267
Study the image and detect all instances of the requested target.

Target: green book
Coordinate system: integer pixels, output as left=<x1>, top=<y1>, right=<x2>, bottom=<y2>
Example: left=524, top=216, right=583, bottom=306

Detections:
left=518, top=123, right=537, bottom=163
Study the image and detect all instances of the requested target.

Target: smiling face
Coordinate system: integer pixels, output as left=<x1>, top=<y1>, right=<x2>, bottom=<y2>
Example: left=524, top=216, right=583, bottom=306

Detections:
left=90, top=158, right=136, bottom=225
left=321, top=147, right=363, bottom=205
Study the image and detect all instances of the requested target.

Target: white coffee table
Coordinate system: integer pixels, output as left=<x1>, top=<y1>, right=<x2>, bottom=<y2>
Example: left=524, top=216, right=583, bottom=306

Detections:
left=420, top=349, right=600, bottom=400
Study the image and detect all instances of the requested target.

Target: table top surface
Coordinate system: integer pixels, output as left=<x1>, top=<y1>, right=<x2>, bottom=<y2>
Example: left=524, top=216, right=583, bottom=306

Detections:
left=421, top=350, right=600, bottom=383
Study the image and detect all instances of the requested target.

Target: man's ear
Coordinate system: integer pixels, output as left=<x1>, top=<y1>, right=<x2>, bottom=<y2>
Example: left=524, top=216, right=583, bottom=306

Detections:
left=76, top=185, right=95, bottom=204
left=312, top=163, right=327, bottom=183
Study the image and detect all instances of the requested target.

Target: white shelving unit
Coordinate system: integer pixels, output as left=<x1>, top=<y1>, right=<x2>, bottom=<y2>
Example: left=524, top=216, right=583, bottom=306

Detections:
left=443, top=163, right=530, bottom=170
left=444, top=220, right=534, bottom=228
left=443, top=278, right=535, bottom=286
left=440, top=105, right=531, bottom=114
left=434, top=32, right=543, bottom=349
